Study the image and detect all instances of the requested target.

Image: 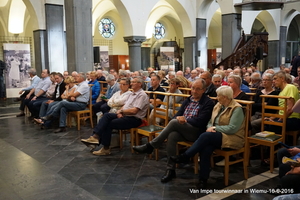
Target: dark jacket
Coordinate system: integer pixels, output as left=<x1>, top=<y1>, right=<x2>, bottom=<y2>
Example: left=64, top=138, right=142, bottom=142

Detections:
left=52, top=81, right=66, bottom=101
left=174, top=94, right=215, bottom=133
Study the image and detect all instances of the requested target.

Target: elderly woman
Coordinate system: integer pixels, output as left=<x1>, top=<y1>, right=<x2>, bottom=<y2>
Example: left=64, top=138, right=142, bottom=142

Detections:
left=170, top=86, right=245, bottom=188
left=251, top=73, right=279, bottom=134
left=171, top=86, right=245, bottom=188
left=227, top=74, right=249, bottom=100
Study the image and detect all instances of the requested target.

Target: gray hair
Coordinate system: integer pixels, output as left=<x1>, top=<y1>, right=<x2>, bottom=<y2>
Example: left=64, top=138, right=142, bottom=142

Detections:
left=168, top=71, right=175, bottom=76
left=78, top=73, right=86, bottom=80
left=251, top=72, right=261, bottom=81
left=28, top=68, right=37, bottom=75
left=193, top=78, right=206, bottom=90
left=212, top=74, right=222, bottom=80
left=106, top=74, right=115, bottom=81
left=262, top=73, right=273, bottom=80
left=119, top=70, right=128, bottom=77
left=216, top=86, right=233, bottom=100
left=228, top=74, right=242, bottom=87
left=133, top=76, right=144, bottom=85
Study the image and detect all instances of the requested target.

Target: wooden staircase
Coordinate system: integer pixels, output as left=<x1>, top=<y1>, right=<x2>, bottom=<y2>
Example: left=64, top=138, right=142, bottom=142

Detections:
left=216, top=32, right=269, bottom=69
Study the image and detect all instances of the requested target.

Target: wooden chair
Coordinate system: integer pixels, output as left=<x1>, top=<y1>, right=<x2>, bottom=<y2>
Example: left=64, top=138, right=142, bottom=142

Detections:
left=67, top=87, right=94, bottom=130
left=246, top=95, right=290, bottom=173
left=212, top=100, right=254, bottom=186
left=135, top=92, right=171, bottom=157
left=98, top=81, right=107, bottom=95
left=246, top=92, right=256, bottom=101
left=176, top=141, right=199, bottom=174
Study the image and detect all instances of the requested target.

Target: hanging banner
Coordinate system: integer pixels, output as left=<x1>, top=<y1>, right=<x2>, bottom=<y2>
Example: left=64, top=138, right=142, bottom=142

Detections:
left=3, top=43, right=31, bottom=98
left=159, top=47, right=174, bottom=71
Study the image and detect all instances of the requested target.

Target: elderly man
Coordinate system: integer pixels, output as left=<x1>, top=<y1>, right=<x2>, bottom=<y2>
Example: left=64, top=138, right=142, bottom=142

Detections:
left=81, top=76, right=149, bottom=155
left=200, top=71, right=217, bottom=97
left=16, top=69, right=41, bottom=117
left=42, top=73, right=90, bottom=133
left=176, top=70, right=183, bottom=76
left=266, top=71, right=300, bottom=135
left=24, top=69, right=52, bottom=118
left=250, top=72, right=262, bottom=89
left=35, top=72, right=66, bottom=123
left=188, top=70, right=199, bottom=82
left=63, top=71, right=69, bottom=79
left=133, top=79, right=215, bottom=183
left=96, top=69, right=106, bottom=82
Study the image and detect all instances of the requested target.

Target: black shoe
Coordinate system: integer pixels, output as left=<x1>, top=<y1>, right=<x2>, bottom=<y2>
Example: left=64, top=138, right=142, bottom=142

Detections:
left=196, top=179, right=207, bottom=189
left=16, top=113, right=25, bottom=117
left=41, top=115, right=53, bottom=121
left=170, top=154, right=190, bottom=163
left=132, top=143, right=153, bottom=154
left=161, top=169, right=176, bottom=183
left=54, top=127, right=66, bottom=133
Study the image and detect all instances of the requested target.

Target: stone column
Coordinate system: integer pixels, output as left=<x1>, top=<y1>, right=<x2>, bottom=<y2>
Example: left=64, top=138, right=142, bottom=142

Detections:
left=33, top=30, right=48, bottom=76
left=279, top=26, right=287, bottom=65
left=222, top=13, right=242, bottom=59
left=64, top=0, right=93, bottom=73
left=124, top=36, right=146, bottom=72
left=184, top=37, right=196, bottom=69
left=196, top=18, right=207, bottom=70
left=45, top=4, right=65, bottom=73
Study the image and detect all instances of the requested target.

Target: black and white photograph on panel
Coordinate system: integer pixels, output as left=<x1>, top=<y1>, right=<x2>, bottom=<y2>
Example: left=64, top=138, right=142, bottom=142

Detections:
left=3, top=43, right=31, bottom=97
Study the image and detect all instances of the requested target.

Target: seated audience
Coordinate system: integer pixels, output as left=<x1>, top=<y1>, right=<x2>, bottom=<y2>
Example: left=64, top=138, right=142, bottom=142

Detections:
left=148, top=78, right=183, bottom=125
left=184, top=67, right=191, bottom=79
left=24, top=69, right=52, bottom=118
left=170, top=86, right=245, bottom=188
left=41, top=73, right=90, bottom=133
left=16, top=69, right=41, bottom=117
left=250, top=72, right=262, bottom=89
left=132, top=79, right=214, bottom=183
left=81, top=76, right=149, bottom=155
left=187, top=70, right=199, bottom=82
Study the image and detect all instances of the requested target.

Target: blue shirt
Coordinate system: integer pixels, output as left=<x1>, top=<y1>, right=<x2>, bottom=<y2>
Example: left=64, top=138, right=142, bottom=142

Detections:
left=22, top=75, right=40, bottom=91
left=88, top=79, right=100, bottom=104
left=240, top=84, right=250, bottom=93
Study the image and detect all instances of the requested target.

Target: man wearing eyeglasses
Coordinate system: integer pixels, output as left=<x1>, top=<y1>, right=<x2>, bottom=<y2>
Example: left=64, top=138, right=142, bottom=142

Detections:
left=132, top=78, right=214, bottom=183
left=81, top=76, right=149, bottom=156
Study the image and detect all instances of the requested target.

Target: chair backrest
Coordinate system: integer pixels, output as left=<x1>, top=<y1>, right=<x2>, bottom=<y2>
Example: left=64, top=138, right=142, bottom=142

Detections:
left=98, top=81, right=108, bottom=95
left=260, top=94, right=289, bottom=141
left=153, top=91, right=171, bottom=126
left=246, top=93, right=256, bottom=101
left=234, top=99, right=254, bottom=137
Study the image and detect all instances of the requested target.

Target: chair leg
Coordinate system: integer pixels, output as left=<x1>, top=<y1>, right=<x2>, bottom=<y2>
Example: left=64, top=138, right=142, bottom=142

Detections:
left=119, top=130, right=123, bottom=149
left=90, top=115, right=93, bottom=128
left=243, top=152, right=248, bottom=180
left=77, top=115, right=80, bottom=131
left=194, top=153, right=199, bottom=174
left=269, top=145, right=275, bottom=173
left=131, top=129, right=136, bottom=153
left=224, top=156, right=230, bottom=186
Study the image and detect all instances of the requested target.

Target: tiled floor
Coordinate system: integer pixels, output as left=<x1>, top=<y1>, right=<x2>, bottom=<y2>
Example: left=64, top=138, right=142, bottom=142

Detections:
left=0, top=105, right=287, bottom=200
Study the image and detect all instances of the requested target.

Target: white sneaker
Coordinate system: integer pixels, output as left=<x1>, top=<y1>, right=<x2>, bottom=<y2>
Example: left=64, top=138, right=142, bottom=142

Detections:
left=216, top=159, right=225, bottom=166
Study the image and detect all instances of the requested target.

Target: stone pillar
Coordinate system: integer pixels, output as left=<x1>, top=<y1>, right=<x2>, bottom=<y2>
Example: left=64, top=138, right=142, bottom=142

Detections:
left=33, top=30, right=48, bottom=76
left=267, top=40, right=280, bottom=69
left=124, top=36, right=146, bottom=72
left=45, top=4, right=66, bottom=73
left=196, top=18, right=207, bottom=70
left=64, top=0, right=93, bottom=73
left=279, top=26, right=287, bottom=65
left=141, top=47, right=150, bottom=71
left=184, top=37, right=196, bottom=69
left=222, top=13, right=242, bottom=59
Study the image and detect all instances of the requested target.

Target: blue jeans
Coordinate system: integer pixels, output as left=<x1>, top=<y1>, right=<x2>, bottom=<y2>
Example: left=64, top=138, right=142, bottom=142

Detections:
left=39, top=101, right=60, bottom=117
left=94, top=113, right=142, bottom=147
left=48, top=101, right=87, bottom=128
left=184, top=131, right=222, bottom=180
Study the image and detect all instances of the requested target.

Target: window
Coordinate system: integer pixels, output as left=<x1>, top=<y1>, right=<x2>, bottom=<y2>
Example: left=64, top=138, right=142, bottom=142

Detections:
left=99, top=18, right=115, bottom=39
left=153, top=22, right=165, bottom=40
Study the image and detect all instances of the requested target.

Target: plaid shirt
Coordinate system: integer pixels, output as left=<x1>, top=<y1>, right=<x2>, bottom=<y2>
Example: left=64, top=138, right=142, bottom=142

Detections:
left=183, top=97, right=200, bottom=119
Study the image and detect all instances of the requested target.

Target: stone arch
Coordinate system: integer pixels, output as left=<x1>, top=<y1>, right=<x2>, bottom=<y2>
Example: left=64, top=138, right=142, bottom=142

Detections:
left=92, top=0, right=133, bottom=36
left=253, top=11, right=278, bottom=40
left=22, top=0, right=44, bottom=30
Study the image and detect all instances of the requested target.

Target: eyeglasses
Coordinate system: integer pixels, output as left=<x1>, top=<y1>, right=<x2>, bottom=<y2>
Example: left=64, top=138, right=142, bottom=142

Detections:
left=262, top=79, right=272, bottom=82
